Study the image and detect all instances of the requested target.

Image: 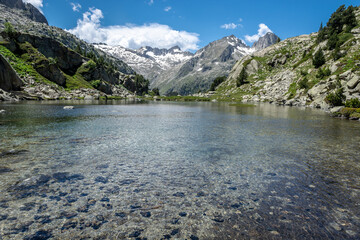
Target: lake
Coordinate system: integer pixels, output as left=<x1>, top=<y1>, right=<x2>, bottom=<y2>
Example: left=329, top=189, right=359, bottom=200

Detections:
left=0, top=101, right=359, bottom=239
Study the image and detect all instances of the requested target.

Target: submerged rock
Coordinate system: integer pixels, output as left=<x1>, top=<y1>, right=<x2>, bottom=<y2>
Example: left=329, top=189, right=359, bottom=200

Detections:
left=24, top=230, right=53, bottom=240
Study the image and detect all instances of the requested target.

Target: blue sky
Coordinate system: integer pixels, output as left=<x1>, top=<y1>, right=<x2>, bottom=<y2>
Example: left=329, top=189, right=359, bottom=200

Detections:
left=24, top=0, right=359, bottom=51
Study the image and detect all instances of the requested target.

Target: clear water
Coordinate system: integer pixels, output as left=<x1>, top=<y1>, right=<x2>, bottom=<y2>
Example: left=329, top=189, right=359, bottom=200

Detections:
left=0, top=101, right=359, bottom=239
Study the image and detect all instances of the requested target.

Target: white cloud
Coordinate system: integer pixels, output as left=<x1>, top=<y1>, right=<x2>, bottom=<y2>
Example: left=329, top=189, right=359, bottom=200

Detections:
left=245, top=23, right=272, bottom=43
left=23, top=0, right=43, bottom=11
left=221, top=23, right=239, bottom=30
left=71, top=2, right=82, bottom=12
left=164, top=6, right=172, bottom=12
left=148, top=0, right=154, bottom=5
left=68, top=8, right=200, bottom=51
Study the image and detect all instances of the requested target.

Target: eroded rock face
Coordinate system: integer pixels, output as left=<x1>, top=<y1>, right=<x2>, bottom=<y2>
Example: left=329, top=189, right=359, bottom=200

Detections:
left=252, top=32, right=279, bottom=51
left=15, top=33, right=84, bottom=75
left=0, top=0, right=48, bottom=24
left=0, top=54, right=23, bottom=91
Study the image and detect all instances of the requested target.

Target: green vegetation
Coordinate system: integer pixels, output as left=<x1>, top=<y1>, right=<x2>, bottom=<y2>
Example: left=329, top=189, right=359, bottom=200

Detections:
left=317, top=5, right=357, bottom=44
left=338, top=107, right=360, bottom=119
left=210, top=76, right=226, bottom=91
left=325, top=88, right=345, bottom=106
left=293, top=49, right=314, bottom=69
left=77, top=60, right=96, bottom=75
left=287, top=82, right=297, bottom=99
left=236, top=68, right=247, bottom=87
left=90, top=80, right=101, bottom=89
left=298, top=77, right=309, bottom=89
left=151, top=88, right=160, bottom=96
left=4, top=22, right=15, bottom=38
left=134, top=74, right=149, bottom=95
left=345, top=98, right=360, bottom=108
left=316, top=67, right=331, bottom=79
left=313, top=49, right=325, bottom=68
left=64, top=73, right=93, bottom=90
left=0, top=44, right=53, bottom=85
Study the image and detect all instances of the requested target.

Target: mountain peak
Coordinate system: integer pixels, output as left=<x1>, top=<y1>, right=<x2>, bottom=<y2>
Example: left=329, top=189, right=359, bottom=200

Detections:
left=252, top=32, right=279, bottom=50
left=0, top=0, right=48, bottom=24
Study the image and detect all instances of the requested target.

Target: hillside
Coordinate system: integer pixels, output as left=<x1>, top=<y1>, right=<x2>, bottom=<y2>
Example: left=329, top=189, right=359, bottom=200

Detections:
left=212, top=5, right=360, bottom=116
left=0, top=1, right=149, bottom=101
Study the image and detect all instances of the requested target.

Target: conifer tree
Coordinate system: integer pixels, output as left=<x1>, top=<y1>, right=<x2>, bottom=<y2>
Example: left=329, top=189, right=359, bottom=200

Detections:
left=236, top=68, right=247, bottom=87
left=313, top=49, right=326, bottom=68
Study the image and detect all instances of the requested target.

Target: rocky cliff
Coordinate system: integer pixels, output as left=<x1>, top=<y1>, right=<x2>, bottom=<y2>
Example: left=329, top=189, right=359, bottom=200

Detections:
left=213, top=5, right=360, bottom=113
left=252, top=32, right=279, bottom=51
left=0, top=1, right=149, bottom=101
left=0, top=53, right=23, bottom=91
left=0, top=0, right=48, bottom=24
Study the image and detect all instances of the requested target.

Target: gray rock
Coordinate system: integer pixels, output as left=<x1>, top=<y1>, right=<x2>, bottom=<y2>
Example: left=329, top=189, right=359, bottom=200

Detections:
left=252, top=32, right=279, bottom=51
left=0, top=0, right=48, bottom=24
left=347, top=75, right=360, bottom=89
left=0, top=54, right=23, bottom=92
left=330, top=106, right=344, bottom=113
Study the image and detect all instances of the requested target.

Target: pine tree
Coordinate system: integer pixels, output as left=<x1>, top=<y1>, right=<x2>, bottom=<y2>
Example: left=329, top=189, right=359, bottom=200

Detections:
left=236, top=68, right=247, bottom=87
left=319, top=22, right=323, bottom=32
left=313, top=49, right=326, bottom=68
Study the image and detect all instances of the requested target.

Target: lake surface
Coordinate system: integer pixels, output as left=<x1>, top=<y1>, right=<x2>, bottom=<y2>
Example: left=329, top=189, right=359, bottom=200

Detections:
left=0, top=101, right=359, bottom=239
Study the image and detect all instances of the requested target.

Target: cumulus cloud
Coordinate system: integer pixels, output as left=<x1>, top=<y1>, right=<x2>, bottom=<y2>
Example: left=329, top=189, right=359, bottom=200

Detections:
left=71, top=2, right=82, bottom=12
left=245, top=23, right=272, bottom=43
left=23, top=0, right=43, bottom=11
left=221, top=23, right=239, bottom=30
left=67, top=8, right=200, bottom=51
left=164, top=6, right=172, bottom=12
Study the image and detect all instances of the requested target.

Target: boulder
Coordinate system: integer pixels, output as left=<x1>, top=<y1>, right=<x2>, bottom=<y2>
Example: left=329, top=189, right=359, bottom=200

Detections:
left=246, top=59, right=261, bottom=75
left=347, top=75, right=360, bottom=89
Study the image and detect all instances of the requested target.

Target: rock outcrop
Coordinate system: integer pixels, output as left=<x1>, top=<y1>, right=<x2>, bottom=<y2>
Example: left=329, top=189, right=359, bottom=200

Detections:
left=0, top=0, right=48, bottom=24
left=252, top=32, right=279, bottom=51
left=0, top=53, right=23, bottom=92
left=0, top=0, right=150, bottom=101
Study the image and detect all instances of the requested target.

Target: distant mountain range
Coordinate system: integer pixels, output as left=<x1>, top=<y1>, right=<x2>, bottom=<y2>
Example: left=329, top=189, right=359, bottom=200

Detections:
left=96, top=33, right=279, bottom=95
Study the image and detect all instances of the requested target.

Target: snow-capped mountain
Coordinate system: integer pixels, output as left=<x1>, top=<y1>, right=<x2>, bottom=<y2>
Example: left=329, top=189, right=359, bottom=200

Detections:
left=94, top=44, right=193, bottom=80
left=150, top=35, right=257, bottom=95
left=96, top=33, right=279, bottom=95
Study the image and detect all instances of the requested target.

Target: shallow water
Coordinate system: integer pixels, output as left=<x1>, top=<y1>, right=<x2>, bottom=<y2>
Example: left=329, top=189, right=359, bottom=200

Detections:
left=0, top=101, right=359, bottom=239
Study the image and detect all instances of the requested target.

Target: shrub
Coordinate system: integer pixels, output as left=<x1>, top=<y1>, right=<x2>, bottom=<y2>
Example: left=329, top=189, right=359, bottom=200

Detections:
left=313, top=49, right=325, bottom=68
left=345, top=98, right=360, bottom=108
left=325, top=88, right=345, bottom=106
left=316, top=67, right=331, bottom=79
left=152, top=88, right=160, bottom=96
left=340, top=108, right=356, bottom=118
left=210, top=76, right=226, bottom=91
left=90, top=80, right=101, bottom=89
left=298, top=77, right=309, bottom=89
left=4, top=22, right=15, bottom=37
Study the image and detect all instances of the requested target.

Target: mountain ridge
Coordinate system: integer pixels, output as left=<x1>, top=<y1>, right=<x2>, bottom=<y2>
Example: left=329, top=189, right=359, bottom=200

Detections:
left=97, top=33, right=279, bottom=95
left=0, top=0, right=48, bottom=24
